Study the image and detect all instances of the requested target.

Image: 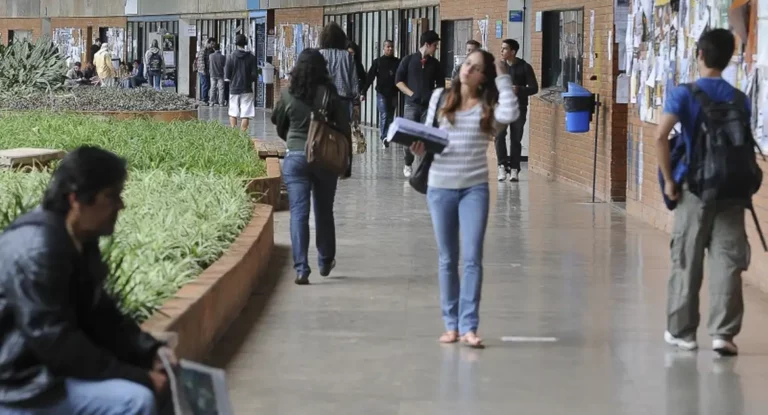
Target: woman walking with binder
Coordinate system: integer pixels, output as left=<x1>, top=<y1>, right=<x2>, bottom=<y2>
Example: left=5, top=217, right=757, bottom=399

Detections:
left=410, top=50, right=519, bottom=347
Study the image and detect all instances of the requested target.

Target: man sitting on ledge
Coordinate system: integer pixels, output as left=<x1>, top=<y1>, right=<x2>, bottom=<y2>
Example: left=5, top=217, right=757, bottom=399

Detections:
left=0, top=146, right=175, bottom=415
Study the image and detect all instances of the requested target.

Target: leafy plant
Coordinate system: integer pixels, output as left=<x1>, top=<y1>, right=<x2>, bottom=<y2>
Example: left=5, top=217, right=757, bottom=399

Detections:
left=0, top=170, right=253, bottom=322
left=0, top=37, right=66, bottom=96
left=0, top=112, right=265, bottom=178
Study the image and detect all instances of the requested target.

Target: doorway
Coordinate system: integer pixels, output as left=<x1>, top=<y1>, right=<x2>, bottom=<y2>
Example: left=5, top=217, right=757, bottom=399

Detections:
left=189, top=37, right=197, bottom=99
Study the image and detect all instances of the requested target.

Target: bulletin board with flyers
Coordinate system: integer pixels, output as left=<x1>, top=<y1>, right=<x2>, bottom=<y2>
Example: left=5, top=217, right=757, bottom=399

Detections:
left=624, top=0, right=758, bottom=131
left=276, top=24, right=320, bottom=79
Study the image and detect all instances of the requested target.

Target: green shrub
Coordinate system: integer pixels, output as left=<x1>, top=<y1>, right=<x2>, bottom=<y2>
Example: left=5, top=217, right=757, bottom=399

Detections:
left=0, top=112, right=265, bottom=178
left=0, top=170, right=253, bottom=322
left=0, top=38, right=66, bottom=95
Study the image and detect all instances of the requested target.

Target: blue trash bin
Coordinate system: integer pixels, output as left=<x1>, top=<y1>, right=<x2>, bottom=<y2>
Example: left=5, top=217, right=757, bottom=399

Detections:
left=562, top=82, right=593, bottom=133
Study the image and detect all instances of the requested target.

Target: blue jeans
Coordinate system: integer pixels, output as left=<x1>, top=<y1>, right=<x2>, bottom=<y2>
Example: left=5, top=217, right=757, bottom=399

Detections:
left=282, top=151, right=339, bottom=276
left=199, top=73, right=210, bottom=102
left=149, top=71, right=162, bottom=90
left=427, top=183, right=490, bottom=334
left=0, top=378, right=157, bottom=415
left=376, top=93, right=396, bottom=141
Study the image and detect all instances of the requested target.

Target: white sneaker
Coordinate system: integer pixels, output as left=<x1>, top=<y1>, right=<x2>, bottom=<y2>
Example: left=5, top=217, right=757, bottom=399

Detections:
left=497, top=166, right=507, bottom=182
left=510, top=170, right=520, bottom=182
left=664, top=331, right=698, bottom=351
left=403, top=166, right=412, bottom=178
left=712, top=338, right=738, bottom=356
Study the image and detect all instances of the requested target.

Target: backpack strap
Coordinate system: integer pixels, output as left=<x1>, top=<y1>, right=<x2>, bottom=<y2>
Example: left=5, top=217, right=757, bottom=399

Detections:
left=748, top=203, right=768, bottom=252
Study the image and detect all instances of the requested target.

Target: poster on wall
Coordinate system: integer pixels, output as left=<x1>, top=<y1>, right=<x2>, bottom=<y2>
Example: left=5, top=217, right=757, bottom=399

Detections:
left=106, top=28, right=125, bottom=61
left=276, top=24, right=320, bottom=79
left=53, top=28, right=84, bottom=67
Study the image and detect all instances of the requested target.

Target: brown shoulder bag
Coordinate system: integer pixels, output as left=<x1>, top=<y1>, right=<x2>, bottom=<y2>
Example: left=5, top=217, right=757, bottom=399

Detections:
left=305, top=89, right=351, bottom=176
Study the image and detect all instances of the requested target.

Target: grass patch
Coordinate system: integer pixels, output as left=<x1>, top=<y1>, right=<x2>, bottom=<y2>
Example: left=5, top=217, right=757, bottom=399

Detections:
left=0, top=112, right=265, bottom=178
left=0, top=170, right=253, bottom=322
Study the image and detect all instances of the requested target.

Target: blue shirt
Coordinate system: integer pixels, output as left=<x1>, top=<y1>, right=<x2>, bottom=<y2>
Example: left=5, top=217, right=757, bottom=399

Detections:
left=664, top=77, right=752, bottom=149
left=662, top=77, right=752, bottom=183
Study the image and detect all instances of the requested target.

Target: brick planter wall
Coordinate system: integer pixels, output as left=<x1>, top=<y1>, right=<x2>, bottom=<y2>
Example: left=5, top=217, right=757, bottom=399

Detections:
left=247, top=157, right=283, bottom=209
left=142, top=204, right=275, bottom=361
left=79, top=109, right=198, bottom=122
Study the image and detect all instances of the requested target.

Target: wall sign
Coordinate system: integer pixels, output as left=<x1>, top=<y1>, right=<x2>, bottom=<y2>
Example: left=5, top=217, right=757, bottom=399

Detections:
left=496, top=20, right=503, bottom=38
left=509, top=10, right=524, bottom=22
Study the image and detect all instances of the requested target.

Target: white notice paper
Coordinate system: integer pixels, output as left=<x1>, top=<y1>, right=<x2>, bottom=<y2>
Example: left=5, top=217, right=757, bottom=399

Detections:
left=589, top=10, right=596, bottom=68
left=616, top=74, right=630, bottom=103
left=608, top=30, right=613, bottom=61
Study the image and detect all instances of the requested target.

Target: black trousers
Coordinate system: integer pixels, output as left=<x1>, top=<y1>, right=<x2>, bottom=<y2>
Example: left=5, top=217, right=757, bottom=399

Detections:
left=494, top=111, right=527, bottom=171
left=403, top=103, right=427, bottom=166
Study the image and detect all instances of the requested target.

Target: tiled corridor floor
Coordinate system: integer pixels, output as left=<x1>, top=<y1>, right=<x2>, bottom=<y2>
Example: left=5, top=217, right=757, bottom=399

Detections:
left=205, top=107, right=768, bottom=414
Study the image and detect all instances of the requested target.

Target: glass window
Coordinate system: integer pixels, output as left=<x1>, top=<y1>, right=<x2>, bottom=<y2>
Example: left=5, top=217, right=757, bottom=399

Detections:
left=541, top=9, right=584, bottom=89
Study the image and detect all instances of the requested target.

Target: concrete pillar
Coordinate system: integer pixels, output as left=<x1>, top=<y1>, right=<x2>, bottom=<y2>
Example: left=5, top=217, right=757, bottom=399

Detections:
left=178, top=19, right=193, bottom=97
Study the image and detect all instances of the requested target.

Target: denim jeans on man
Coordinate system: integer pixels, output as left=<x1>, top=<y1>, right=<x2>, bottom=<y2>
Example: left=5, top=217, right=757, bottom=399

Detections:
left=282, top=151, right=339, bottom=276
left=148, top=70, right=162, bottom=91
left=403, top=104, right=427, bottom=166
left=376, top=93, right=397, bottom=141
left=0, top=378, right=159, bottom=415
left=199, top=73, right=210, bottom=103
left=427, top=183, right=490, bottom=334
left=494, top=109, right=527, bottom=171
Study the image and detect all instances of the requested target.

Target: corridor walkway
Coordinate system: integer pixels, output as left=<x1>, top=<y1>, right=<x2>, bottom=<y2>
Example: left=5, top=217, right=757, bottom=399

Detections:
left=205, top=108, right=768, bottom=414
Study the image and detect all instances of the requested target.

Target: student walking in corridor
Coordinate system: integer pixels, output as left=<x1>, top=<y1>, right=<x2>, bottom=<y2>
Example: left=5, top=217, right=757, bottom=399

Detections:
left=656, top=29, right=762, bottom=356
left=396, top=30, right=444, bottom=178
left=363, top=40, right=401, bottom=148
left=410, top=50, right=519, bottom=348
left=224, top=35, right=259, bottom=132
left=271, top=49, right=352, bottom=285
left=494, top=39, right=538, bottom=182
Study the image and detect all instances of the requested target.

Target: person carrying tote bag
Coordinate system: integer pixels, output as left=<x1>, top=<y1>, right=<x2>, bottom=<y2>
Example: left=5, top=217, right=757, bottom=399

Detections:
left=271, top=49, right=352, bottom=286
left=410, top=50, right=518, bottom=348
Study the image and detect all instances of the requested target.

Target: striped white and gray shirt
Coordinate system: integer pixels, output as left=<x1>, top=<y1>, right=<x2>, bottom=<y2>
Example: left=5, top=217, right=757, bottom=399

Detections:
left=426, top=75, right=519, bottom=189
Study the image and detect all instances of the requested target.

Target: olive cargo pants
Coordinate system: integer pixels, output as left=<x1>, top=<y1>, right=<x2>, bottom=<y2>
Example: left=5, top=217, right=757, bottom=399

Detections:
left=667, top=189, right=750, bottom=341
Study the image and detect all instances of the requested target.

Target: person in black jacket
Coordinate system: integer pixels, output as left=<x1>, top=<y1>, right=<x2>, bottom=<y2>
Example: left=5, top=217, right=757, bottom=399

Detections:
left=495, top=38, right=538, bottom=182
left=395, top=30, right=444, bottom=178
left=363, top=40, right=401, bottom=148
left=225, top=34, right=259, bottom=132
left=0, top=146, right=175, bottom=414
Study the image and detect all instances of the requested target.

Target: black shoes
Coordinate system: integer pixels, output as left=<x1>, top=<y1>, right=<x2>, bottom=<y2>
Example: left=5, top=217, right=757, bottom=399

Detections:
left=295, top=274, right=309, bottom=285
left=319, top=260, right=336, bottom=277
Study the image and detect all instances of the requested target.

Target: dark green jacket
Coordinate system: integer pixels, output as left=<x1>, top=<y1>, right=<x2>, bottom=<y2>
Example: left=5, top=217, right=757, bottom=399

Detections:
left=271, top=86, right=353, bottom=176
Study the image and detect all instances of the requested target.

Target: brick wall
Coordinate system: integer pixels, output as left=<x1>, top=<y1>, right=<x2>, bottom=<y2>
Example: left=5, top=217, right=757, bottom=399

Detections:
left=273, top=7, right=324, bottom=106
left=0, top=18, right=43, bottom=45
left=440, top=0, right=508, bottom=56
left=527, top=0, right=628, bottom=202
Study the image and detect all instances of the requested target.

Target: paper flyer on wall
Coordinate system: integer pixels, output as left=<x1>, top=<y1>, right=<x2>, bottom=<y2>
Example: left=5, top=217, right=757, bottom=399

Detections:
left=159, top=350, right=235, bottom=415
left=589, top=10, right=596, bottom=68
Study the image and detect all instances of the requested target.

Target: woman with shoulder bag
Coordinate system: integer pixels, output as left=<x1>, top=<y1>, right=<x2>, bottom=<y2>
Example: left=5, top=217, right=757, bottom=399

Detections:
left=271, top=49, right=352, bottom=285
left=410, top=50, right=519, bottom=347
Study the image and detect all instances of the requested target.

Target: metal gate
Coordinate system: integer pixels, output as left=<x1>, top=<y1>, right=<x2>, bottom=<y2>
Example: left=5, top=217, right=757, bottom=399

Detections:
left=324, top=6, right=439, bottom=127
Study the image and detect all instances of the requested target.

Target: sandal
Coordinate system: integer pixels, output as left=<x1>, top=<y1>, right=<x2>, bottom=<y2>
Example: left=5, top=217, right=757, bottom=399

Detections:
left=461, top=332, right=484, bottom=349
left=439, top=331, right=459, bottom=344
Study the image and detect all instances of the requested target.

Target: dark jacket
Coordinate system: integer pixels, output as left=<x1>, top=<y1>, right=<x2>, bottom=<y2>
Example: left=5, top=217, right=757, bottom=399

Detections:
left=507, top=58, right=538, bottom=108
left=395, top=52, right=445, bottom=107
left=224, top=49, right=258, bottom=95
left=271, top=85, right=353, bottom=178
left=0, top=207, right=162, bottom=404
left=209, top=51, right=226, bottom=79
left=364, top=55, right=401, bottom=98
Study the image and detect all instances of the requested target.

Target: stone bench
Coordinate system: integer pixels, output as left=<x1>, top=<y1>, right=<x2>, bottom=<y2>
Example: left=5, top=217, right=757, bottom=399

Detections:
left=0, top=148, right=66, bottom=169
